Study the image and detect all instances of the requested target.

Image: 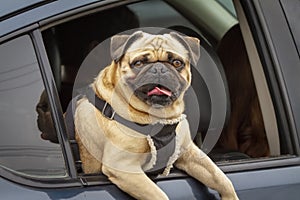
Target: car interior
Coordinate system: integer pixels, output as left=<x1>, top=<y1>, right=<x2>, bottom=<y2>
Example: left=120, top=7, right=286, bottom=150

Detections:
left=40, top=0, right=287, bottom=174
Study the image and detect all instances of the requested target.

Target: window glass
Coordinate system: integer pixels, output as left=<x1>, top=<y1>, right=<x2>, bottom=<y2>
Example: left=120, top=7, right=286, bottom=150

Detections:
left=0, top=35, right=66, bottom=177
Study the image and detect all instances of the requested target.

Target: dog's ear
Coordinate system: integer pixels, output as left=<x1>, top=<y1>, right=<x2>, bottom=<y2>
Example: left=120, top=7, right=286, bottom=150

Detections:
left=170, top=32, right=200, bottom=66
left=110, top=31, right=144, bottom=62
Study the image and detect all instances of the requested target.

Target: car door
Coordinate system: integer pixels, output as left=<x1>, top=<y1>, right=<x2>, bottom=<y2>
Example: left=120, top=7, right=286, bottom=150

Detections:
left=2, top=0, right=300, bottom=199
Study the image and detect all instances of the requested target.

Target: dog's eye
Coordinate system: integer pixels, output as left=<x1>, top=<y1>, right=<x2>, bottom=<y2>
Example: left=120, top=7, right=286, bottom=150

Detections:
left=172, top=59, right=184, bottom=68
left=132, top=60, right=144, bottom=68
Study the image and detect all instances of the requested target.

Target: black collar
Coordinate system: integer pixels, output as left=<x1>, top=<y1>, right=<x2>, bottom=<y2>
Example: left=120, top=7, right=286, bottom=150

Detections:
left=84, top=86, right=179, bottom=137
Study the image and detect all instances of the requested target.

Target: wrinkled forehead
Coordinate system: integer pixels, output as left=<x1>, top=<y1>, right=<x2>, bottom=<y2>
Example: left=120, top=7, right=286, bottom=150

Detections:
left=126, top=33, right=189, bottom=58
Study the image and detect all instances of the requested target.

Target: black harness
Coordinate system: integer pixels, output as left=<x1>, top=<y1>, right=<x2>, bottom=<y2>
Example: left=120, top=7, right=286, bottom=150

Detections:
left=65, top=87, right=179, bottom=175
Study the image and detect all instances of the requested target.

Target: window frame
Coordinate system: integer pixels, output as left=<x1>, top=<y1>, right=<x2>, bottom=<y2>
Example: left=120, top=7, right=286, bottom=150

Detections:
left=37, top=0, right=300, bottom=176
left=31, top=30, right=78, bottom=178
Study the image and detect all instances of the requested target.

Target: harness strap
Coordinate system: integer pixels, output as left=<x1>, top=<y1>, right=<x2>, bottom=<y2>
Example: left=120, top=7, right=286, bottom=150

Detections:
left=84, top=87, right=174, bottom=136
left=145, top=123, right=177, bottom=175
left=65, top=87, right=179, bottom=174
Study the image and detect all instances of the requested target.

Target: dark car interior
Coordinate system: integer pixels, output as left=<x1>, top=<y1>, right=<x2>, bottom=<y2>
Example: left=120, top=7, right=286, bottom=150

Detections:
left=40, top=0, right=284, bottom=174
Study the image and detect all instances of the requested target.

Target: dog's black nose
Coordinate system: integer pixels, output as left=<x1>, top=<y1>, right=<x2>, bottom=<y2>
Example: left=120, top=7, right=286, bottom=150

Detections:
left=150, top=63, right=168, bottom=74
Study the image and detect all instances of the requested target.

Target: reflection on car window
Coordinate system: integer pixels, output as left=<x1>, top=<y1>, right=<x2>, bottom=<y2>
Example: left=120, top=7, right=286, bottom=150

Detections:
left=0, top=35, right=66, bottom=177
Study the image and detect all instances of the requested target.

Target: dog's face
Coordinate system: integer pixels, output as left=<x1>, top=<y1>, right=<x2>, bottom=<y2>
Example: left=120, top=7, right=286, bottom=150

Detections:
left=109, top=31, right=200, bottom=116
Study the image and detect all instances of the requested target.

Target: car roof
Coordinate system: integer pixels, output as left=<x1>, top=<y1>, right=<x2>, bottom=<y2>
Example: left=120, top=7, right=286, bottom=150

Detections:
left=0, top=0, right=104, bottom=39
left=0, top=0, right=47, bottom=20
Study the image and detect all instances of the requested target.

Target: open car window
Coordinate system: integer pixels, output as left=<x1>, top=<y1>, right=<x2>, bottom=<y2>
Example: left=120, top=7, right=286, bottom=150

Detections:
left=40, top=0, right=295, bottom=176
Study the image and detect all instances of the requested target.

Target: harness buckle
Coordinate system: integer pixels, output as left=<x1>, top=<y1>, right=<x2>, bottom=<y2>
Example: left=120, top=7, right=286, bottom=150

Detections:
left=102, top=102, right=116, bottom=119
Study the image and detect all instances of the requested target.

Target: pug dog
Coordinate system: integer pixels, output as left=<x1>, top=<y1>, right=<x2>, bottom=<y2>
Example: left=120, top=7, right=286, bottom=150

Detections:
left=74, top=31, right=238, bottom=200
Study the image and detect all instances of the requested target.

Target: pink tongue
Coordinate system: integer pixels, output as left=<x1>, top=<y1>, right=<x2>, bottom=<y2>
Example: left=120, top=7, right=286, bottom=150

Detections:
left=147, top=87, right=172, bottom=97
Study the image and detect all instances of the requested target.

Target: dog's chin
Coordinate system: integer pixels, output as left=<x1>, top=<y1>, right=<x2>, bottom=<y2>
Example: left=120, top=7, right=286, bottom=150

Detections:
left=133, top=84, right=177, bottom=108
left=146, top=95, right=173, bottom=108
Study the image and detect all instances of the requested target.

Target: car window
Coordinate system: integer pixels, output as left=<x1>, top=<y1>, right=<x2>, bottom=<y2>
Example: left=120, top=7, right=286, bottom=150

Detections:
left=41, top=0, right=294, bottom=175
left=0, top=35, right=66, bottom=178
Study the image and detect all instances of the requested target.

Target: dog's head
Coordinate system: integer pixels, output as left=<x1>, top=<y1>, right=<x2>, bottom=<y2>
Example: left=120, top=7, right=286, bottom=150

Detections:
left=102, top=31, right=200, bottom=119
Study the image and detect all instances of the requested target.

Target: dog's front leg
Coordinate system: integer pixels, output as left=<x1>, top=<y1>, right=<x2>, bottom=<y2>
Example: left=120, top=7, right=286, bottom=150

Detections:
left=102, top=164, right=168, bottom=200
left=175, top=144, right=238, bottom=200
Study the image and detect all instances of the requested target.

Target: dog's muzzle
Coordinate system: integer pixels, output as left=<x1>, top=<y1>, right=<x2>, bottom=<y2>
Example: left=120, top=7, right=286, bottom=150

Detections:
left=128, top=62, right=187, bottom=107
